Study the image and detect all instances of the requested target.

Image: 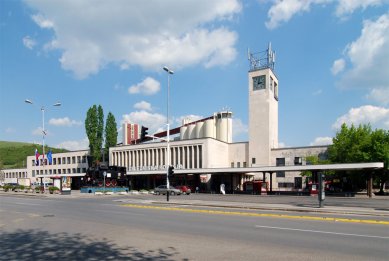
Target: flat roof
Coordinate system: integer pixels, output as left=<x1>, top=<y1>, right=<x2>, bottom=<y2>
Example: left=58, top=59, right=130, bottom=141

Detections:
left=126, top=162, right=384, bottom=175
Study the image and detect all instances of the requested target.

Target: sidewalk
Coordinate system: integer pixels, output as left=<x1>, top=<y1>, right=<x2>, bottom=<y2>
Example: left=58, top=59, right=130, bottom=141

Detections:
left=2, top=190, right=388, bottom=217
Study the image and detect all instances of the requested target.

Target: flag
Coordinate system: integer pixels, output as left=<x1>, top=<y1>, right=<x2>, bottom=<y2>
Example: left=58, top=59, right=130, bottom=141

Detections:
left=47, top=149, right=53, bottom=165
left=35, top=148, right=40, bottom=166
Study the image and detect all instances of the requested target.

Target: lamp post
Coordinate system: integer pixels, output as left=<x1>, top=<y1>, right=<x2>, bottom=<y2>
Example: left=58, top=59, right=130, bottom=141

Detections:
left=25, top=99, right=61, bottom=189
left=163, top=66, right=174, bottom=202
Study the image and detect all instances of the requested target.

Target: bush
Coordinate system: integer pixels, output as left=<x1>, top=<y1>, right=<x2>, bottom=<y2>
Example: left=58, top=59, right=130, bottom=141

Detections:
left=49, top=186, right=60, bottom=193
left=3, top=184, right=12, bottom=192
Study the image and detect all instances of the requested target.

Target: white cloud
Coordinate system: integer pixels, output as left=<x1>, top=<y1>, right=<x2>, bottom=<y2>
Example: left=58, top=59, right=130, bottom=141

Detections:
left=25, top=0, right=241, bottom=79
left=366, top=87, right=389, bottom=105
left=332, top=105, right=389, bottom=130
left=32, top=127, right=48, bottom=136
left=5, top=127, right=15, bottom=133
left=57, top=137, right=89, bottom=151
left=278, top=142, right=286, bottom=148
left=310, top=136, right=333, bottom=146
left=331, top=58, right=345, bottom=75
left=266, top=0, right=387, bottom=29
left=334, top=14, right=389, bottom=103
left=31, top=13, right=54, bottom=29
left=121, top=111, right=166, bottom=134
left=128, top=77, right=160, bottom=95
left=266, top=0, right=331, bottom=29
left=22, top=35, right=36, bottom=49
left=175, top=115, right=204, bottom=126
left=335, top=0, right=387, bottom=17
left=232, top=118, right=248, bottom=141
left=134, top=101, right=152, bottom=111
left=48, top=117, right=82, bottom=127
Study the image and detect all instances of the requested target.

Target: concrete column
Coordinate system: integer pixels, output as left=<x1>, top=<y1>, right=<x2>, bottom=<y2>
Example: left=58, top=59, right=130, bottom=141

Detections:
left=367, top=173, right=373, bottom=198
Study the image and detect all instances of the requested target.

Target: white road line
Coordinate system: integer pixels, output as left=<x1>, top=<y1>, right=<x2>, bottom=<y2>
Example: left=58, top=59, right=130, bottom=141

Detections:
left=12, top=202, right=42, bottom=206
left=255, top=225, right=389, bottom=239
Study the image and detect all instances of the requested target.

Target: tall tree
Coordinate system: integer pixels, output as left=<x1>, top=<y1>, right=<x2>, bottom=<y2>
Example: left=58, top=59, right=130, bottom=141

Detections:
left=85, top=105, right=104, bottom=162
left=104, top=112, right=118, bottom=157
left=370, top=129, right=389, bottom=194
left=328, top=123, right=388, bottom=191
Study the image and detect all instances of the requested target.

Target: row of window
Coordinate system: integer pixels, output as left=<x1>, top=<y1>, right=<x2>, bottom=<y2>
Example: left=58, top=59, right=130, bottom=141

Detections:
left=32, top=155, right=87, bottom=167
left=230, top=162, right=247, bottom=168
left=113, top=145, right=203, bottom=170
left=32, top=168, right=87, bottom=177
left=3, top=172, right=27, bottom=178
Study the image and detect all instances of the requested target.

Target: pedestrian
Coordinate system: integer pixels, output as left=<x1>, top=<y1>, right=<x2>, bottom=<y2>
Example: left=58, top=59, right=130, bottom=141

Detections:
left=196, top=186, right=199, bottom=193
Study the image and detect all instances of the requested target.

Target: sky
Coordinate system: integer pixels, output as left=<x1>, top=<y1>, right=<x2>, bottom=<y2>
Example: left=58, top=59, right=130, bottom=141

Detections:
left=1, top=0, right=388, bottom=152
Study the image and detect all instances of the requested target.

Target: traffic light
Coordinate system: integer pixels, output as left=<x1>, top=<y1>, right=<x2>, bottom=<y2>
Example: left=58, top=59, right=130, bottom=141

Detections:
left=140, top=126, right=149, bottom=141
left=168, top=165, right=174, bottom=176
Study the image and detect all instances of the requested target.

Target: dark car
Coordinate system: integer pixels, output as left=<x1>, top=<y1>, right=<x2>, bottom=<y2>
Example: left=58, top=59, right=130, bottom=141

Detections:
left=176, top=185, right=191, bottom=195
left=154, top=185, right=181, bottom=195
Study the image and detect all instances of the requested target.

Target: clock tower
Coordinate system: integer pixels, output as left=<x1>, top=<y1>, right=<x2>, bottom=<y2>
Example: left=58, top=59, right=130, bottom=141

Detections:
left=248, top=43, right=278, bottom=166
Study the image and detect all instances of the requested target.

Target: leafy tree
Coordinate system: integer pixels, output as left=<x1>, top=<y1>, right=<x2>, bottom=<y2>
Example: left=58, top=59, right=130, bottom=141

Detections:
left=370, top=129, right=389, bottom=194
left=328, top=123, right=388, bottom=192
left=104, top=112, right=118, bottom=157
left=85, top=105, right=104, bottom=162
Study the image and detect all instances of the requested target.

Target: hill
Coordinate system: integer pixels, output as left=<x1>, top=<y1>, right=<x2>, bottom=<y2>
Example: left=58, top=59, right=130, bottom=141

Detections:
left=0, top=141, right=68, bottom=169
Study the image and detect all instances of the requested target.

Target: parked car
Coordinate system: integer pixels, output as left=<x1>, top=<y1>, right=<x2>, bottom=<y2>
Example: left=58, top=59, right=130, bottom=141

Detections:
left=154, top=185, right=181, bottom=195
left=176, top=185, right=191, bottom=195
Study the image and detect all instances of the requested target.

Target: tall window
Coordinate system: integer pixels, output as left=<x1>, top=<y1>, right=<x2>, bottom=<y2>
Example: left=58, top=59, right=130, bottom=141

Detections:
left=276, top=158, right=285, bottom=177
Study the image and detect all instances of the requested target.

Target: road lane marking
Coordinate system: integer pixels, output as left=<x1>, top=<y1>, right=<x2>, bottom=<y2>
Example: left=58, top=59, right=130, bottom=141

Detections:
left=121, top=204, right=389, bottom=225
left=254, top=225, right=389, bottom=239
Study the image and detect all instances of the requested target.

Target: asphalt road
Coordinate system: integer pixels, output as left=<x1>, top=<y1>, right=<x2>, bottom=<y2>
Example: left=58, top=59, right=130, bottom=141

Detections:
left=1, top=195, right=388, bottom=260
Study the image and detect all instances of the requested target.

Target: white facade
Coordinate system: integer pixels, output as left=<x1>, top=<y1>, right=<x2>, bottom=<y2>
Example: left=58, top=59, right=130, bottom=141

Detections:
left=248, top=67, right=279, bottom=167
left=27, top=150, right=89, bottom=181
left=1, top=168, right=28, bottom=185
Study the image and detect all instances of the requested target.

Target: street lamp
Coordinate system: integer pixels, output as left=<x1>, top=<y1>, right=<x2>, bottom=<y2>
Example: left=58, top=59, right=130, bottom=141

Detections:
left=25, top=99, right=61, bottom=169
left=163, top=66, right=174, bottom=202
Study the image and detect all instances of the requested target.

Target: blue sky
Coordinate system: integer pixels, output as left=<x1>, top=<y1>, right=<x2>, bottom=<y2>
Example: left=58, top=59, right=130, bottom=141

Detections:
left=1, top=0, right=388, bottom=151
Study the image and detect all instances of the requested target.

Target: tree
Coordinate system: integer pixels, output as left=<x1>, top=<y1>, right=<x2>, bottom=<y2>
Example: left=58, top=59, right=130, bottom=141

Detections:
left=328, top=123, right=388, bottom=192
left=104, top=112, right=118, bottom=157
left=370, top=129, right=389, bottom=194
left=85, top=105, right=104, bottom=162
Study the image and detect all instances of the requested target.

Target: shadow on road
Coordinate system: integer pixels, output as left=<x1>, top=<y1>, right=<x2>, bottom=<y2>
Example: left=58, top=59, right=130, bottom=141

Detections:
left=0, top=229, right=187, bottom=261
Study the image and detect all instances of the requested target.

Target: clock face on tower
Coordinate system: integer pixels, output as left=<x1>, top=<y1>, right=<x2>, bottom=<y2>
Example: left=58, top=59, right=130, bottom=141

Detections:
left=253, top=75, right=266, bottom=90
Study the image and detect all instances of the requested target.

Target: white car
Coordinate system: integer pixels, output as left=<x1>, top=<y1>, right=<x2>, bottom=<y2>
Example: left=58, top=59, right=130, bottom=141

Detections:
left=154, top=185, right=181, bottom=195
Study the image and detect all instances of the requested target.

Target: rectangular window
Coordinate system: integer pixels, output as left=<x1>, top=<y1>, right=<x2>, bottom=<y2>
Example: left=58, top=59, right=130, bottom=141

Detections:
left=77, top=156, right=81, bottom=163
left=294, top=177, right=302, bottom=189
left=274, top=81, right=278, bottom=100
left=231, top=162, right=234, bottom=168
left=252, top=158, right=256, bottom=165
left=198, top=145, right=202, bottom=168
left=72, top=156, right=76, bottom=164
left=270, top=76, right=274, bottom=91
left=53, top=158, right=57, bottom=165
left=58, top=169, right=61, bottom=174
left=276, top=158, right=285, bottom=177
left=53, top=169, right=57, bottom=174
left=243, top=162, right=247, bottom=167
left=237, top=162, right=241, bottom=168
left=58, top=158, right=61, bottom=165
left=294, top=157, right=302, bottom=165
left=67, top=157, right=71, bottom=164
left=32, top=170, right=35, bottom=177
